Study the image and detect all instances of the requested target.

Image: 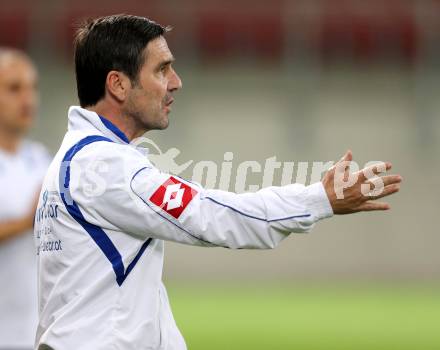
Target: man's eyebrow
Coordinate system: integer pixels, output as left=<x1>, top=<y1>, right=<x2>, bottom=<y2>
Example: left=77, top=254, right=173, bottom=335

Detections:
left=156, top=57, right=175, bottom=69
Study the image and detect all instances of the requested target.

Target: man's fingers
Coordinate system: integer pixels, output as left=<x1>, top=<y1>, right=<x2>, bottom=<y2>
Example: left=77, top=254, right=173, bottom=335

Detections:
left=357, top=201, right=390, bottom=211
left=381, top=174, right=402, bottom=187
left=368, top=183, right=401, bottom=200
left=365, top=174, right=402, bottom=188
left=357, top=162, right=392, bottom=182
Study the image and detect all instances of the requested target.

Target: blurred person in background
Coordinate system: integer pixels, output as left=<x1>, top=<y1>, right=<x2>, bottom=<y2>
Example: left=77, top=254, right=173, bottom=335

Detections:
left=0, top=48, right=50, bottom=350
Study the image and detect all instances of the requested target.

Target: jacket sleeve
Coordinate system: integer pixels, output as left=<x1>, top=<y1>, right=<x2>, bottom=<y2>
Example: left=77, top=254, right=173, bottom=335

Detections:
left=69, top=142, right=333, bottom=249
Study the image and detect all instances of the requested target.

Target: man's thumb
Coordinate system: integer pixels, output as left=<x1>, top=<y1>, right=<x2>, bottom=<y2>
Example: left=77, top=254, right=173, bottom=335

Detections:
left=338, top=150, right=352, bottom=163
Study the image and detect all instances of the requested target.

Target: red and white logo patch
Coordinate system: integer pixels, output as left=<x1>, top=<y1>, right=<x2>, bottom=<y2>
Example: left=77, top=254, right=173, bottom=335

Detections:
left=149, top=176, right=198, bottom=219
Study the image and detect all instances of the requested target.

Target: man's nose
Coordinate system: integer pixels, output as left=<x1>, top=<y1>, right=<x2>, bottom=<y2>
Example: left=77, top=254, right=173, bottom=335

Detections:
left=169, top=69, right=182, bottom=92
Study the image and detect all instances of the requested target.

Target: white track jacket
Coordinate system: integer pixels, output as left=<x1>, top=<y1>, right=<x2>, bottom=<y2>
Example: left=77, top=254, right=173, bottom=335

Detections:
left=34, top=106, right=333, bottom=350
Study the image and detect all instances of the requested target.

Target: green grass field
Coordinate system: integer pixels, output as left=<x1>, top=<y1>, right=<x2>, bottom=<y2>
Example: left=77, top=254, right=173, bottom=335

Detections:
left=167, top=283, right=440, bottom=350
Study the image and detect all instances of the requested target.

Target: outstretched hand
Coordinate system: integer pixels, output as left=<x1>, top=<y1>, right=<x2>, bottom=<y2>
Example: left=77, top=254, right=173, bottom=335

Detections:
left=322, top=150, right=402, bottom=214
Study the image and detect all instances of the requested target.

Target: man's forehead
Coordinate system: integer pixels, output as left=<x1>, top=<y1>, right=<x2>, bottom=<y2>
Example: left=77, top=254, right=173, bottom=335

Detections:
left=0, top=59, right=37, bottom=83
left=145, top=36, right=174, bottom=63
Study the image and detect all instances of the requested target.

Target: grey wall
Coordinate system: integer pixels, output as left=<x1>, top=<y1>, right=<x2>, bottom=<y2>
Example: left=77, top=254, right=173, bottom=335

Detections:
left=30, top=59, right=440, bottom=282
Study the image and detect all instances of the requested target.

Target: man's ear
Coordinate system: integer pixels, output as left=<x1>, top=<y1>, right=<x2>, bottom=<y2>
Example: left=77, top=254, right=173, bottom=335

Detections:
left=105, top=70, right=132, bottom=102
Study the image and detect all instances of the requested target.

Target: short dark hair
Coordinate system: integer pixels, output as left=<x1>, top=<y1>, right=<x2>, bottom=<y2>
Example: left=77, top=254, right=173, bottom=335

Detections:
left=74, top=14, right=167, bottom=107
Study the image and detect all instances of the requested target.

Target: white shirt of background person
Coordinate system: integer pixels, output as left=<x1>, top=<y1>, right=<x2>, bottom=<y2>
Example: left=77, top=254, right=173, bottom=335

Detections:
left=0, top=48, right=51, bottom=350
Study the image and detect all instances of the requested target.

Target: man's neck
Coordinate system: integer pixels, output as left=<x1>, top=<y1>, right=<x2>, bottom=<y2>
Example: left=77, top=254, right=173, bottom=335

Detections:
left=0, top=128, right=22, bottom=154
left=87, top=102, right=144, bottom=141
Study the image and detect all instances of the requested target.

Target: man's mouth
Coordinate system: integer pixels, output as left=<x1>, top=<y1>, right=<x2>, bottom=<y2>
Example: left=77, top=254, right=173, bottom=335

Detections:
left=165, top=98, right=174, bottom=107
left=164, top=98, right=174, bottom=112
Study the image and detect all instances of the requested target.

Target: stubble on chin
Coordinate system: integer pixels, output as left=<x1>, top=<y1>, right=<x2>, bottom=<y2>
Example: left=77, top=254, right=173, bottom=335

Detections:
left=138, top=109, right=170, bottom=132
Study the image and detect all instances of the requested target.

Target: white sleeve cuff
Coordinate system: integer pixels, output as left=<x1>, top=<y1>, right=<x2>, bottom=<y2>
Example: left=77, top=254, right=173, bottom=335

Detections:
left=304, top=182, right=334, bottom=221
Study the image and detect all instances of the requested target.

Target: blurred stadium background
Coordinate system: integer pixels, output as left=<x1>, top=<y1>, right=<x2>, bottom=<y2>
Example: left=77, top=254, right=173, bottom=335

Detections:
left=1, top=0, right=439, bottom=349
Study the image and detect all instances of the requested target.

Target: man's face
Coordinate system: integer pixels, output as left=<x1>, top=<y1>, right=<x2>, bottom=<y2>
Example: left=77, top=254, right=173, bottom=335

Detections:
left=124, top=36, right=182, bottom=132
left=0, top=56, right=38, bottom=136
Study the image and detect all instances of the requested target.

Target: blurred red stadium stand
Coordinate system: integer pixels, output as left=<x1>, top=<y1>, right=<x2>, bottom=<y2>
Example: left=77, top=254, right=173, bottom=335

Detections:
left=1, top=0, right=440, bottom=64
left=0, top=5, right=30, bottom=49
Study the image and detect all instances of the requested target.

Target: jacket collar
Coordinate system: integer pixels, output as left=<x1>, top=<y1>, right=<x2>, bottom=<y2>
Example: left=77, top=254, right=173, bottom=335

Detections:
left=68, top=106, right=130, bottom=145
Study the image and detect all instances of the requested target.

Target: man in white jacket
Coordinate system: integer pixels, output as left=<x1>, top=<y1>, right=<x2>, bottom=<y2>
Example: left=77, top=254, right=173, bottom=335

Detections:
left=34, top=15, right=402, bottom=350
